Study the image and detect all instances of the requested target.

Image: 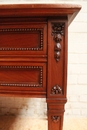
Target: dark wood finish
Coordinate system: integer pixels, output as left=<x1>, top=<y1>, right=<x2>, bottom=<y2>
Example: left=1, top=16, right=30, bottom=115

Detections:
left=0, top=4, right=81, bottom=130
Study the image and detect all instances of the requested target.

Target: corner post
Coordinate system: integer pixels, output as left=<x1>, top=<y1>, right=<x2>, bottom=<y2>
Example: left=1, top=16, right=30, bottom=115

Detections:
left=47, top=19, right=68, bottom=130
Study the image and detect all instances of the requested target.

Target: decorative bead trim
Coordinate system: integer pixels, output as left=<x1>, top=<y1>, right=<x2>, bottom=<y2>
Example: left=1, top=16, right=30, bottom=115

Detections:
left=0, top=28, right=42, bottom=32
left=0, top=66, right=41, bottom=69
left=51, top=116, right=60, bottom=123
left=0, top=28, right=43, bottom=51
left=0, top=66, right=43, bottom=87
left=0, top=83, right=42, bottom=87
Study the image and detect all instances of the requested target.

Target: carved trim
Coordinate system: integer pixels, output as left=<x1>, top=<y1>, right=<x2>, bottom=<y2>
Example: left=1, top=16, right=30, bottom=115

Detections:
left=51, top=84, right=62, bottom=95
left=0, top=66, right=41, bottom=69
left=51, top=116, right=60, bottom=123
left=0, top=28, right=43, bottom=51
left=0, top=83, right=42, bottom=87
left=0, top=66, right=43, bottom=87
left=52, top=23, right=65, bottom=62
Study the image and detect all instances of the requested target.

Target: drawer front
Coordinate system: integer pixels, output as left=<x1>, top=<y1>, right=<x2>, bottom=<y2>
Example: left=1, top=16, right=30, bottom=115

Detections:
left=0, top=63, right=46, bottom=97
left=0, top=23, right=47, bottom=56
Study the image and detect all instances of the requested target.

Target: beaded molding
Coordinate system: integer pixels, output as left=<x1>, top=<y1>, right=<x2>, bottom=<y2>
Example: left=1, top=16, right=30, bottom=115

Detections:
left=0, top=66, right=43, bottom=87
left=0, top=28, right=43, bottom=51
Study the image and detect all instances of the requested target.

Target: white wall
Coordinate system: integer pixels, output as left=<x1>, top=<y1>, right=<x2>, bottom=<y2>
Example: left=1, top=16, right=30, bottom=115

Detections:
left=65, top=1, right=87, bottom=116
left=0, top=0, right=87, bottom=117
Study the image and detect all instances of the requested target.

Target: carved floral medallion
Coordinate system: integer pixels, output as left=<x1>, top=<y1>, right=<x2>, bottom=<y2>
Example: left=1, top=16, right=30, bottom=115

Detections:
left=51, top=116, right=60, bottom=123
left=51, top=84, right=62, bottom=95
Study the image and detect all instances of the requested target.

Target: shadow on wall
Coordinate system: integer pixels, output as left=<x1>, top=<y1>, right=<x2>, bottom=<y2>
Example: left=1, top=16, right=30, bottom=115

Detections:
left=0, top=97, right=47, bottom=130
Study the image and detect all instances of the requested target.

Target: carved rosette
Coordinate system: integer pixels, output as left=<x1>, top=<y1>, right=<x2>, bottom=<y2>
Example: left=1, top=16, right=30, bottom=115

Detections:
left=51, top=84, right=62, bottom=95
left=51, top=116, right=60, bottom=123
left=52, top=23, right=65, bottom=62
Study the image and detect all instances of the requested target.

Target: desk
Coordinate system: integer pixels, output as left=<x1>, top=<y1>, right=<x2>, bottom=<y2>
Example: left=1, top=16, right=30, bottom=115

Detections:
left=0, top=4, right=81, bottom=130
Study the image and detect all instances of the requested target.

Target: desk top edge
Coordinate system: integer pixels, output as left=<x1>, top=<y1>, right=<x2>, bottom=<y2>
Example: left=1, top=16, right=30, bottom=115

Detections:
left=0, top=3, right=81, bottom=10
left=0, top=4, right=81, bottom=25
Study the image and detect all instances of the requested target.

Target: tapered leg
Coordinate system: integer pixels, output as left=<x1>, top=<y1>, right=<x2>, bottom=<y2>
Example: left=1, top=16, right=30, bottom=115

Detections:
left=47, top=100, right=65, bottom=130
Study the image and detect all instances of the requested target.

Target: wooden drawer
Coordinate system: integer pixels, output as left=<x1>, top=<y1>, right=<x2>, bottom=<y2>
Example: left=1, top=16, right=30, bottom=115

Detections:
left=0, top=22, right=47, bottom=56
left=0, top=63, right=46, bottom=97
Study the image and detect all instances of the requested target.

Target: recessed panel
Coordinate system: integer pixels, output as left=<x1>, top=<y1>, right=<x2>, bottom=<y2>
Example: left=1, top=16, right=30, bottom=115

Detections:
left=0, top=23, right=47, bottom=55
left=0, top=31, right=41, bottom=50
left=0, top=66, right=41, bottom=86
left=0, top=66, right=42, bottom=87
left=0, top=63, right=46, bottom=97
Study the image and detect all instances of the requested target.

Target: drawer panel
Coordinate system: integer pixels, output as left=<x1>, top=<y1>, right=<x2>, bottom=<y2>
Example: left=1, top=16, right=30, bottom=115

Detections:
left=0, top=63, right=46, bottom=96
left=0, top=23, right=47, bottom=56
left=0, top=66, right=42, bottom=86
left=0, top=29, right=42, bottom=50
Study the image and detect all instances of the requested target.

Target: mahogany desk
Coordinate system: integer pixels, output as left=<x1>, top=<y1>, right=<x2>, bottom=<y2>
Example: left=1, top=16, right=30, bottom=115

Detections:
left=0, top=4, right=81, bottom=130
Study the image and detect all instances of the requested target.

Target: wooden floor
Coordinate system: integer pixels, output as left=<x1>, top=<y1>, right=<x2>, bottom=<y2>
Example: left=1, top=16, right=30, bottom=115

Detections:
left=0, top=116, right=87, bottom=130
